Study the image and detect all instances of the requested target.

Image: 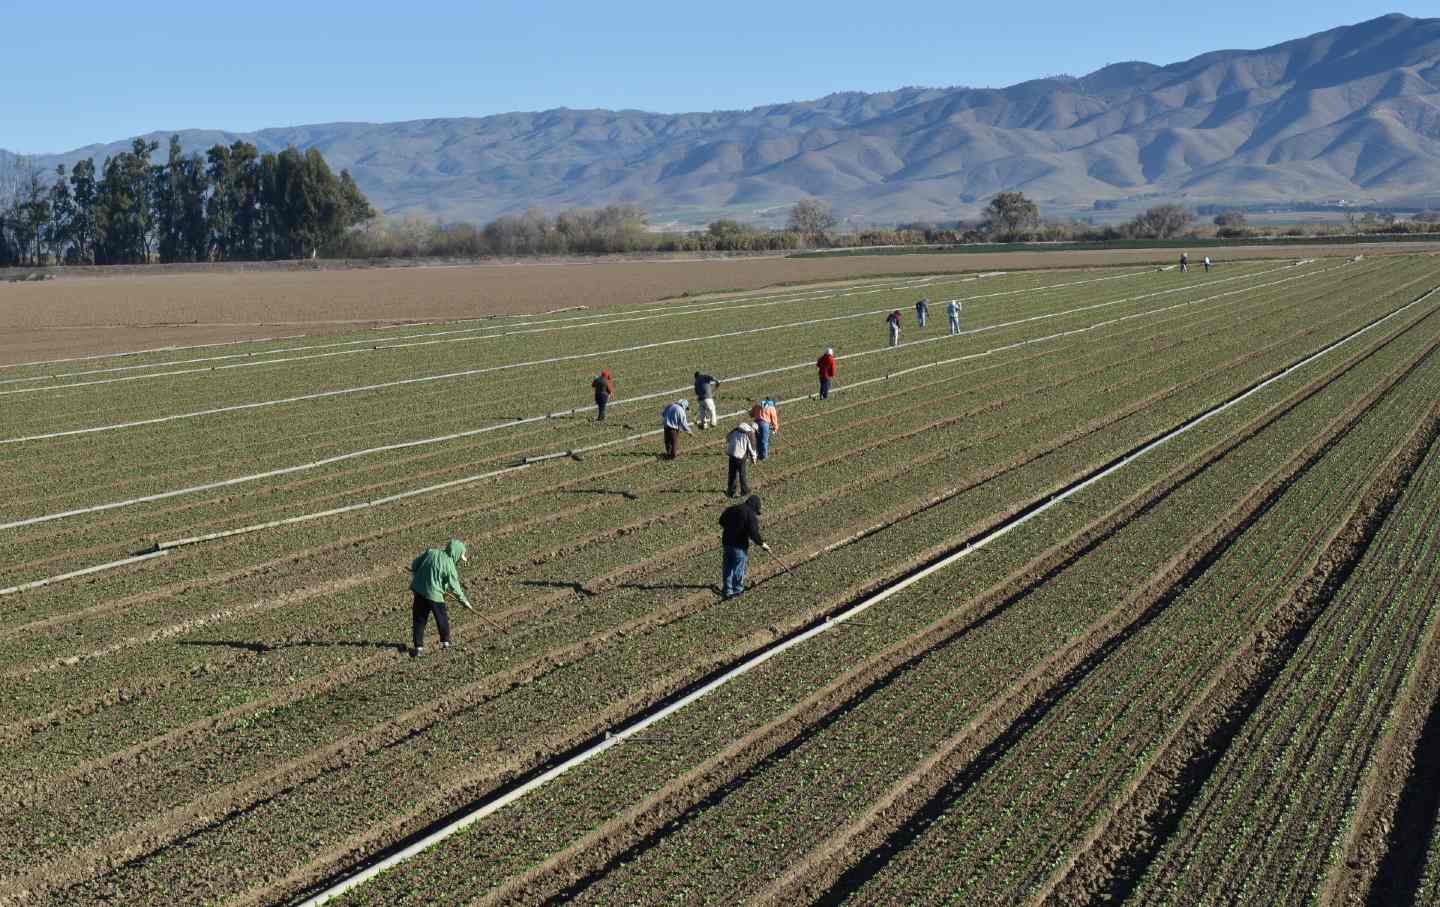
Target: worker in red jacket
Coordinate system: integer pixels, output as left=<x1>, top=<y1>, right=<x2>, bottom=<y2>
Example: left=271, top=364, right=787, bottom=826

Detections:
left=816, top=347, right=837, bottom=399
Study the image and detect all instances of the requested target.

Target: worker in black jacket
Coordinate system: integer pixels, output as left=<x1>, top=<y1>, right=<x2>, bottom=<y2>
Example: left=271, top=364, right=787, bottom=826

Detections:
left=719, top=495, right=770, bottom=599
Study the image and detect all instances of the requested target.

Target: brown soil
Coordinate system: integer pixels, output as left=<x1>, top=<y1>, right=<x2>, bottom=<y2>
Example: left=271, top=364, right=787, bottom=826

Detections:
left=2, top=243, right=1430, bottom=366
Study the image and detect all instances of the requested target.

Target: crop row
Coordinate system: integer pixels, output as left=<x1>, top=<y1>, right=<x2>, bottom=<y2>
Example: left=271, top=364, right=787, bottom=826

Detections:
left=0, top=263, right=1281, bottom=519
left=0, top=263, right=1392, bottom=755
left=0, top=270, right=1007, bottom=384
left=821, top=303, right=1440, bottom=906
left=318, top=264, right=1440, bottom=906
left=9, top=264, right=1430, bottom=903
left=1122, top=395, right=1440, bottom=905
left=0, top=266, right=1153, bottom=431
left=0, top=260, right=1385, bottom=588
left=0, top=260, right=1340, bottom=600
left=483, top=286, right=1440, bottom=905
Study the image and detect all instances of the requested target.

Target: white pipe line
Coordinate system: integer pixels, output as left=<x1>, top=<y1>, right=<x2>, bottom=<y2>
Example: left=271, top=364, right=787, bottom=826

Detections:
left=0, top=268, right=1162, bottom=396
left=292, top=271, right=1420, bottom=907
left=0, top=334, right=311, bottom=371
left=0, top=274, right=968, bottom=387
left=0, top=267, right=1274, bottom=443
left=0, top=551, right=169, bottom=596
left=0, top=264, right=1318, bottom=528
left=0, top=278, right=961, bottom=396
left=0, top=261, right=1343, bottom=595
left=143, top=263, right=1333, bottom=554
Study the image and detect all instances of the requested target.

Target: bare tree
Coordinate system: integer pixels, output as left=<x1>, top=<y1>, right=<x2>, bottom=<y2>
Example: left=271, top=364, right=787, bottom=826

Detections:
left=1131, top=203, right=1195, bottom=239
left=788, top=198, right=837, bottom=236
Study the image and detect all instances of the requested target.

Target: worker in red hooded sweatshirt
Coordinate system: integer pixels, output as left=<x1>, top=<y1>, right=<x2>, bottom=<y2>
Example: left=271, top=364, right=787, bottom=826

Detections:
left=591, top=369, right=613, bottom=421
left=816, top=347, right=837, bottom=399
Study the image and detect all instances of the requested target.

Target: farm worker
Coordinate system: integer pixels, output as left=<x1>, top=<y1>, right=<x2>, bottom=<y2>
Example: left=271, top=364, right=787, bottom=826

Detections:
left=719, top=495, right=769, bottom=599
left=1180, top=251, right=1190, bottom=273
left=661, top=399, right=692, bottom=460
left=887, top=310, right=902, bottom=347
left=947, top=299, right=962, bottom=335
left=1204, top=255, right=1213, bottom=272
left=694, top=371, right=721, bottom=429
left=750, top=398, right=780, bottom=460
left=591, top=370, right=613, bottom=421
left=817, top=348, right=837, bottom=399
left=726, top=422, right=758, bottom=497
left=915, top=298, right=929, bottom=327
left=408, top=539, right=472, bottom=657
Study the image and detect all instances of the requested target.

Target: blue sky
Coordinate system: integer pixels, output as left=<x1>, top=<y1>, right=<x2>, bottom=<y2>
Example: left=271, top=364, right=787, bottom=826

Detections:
left=2, top=2, right=1431, bottom=153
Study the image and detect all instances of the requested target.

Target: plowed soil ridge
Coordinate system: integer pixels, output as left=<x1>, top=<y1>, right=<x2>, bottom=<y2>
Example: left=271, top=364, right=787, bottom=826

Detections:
left=1043, top=403, right=1440, bottom=907
left=770, top=304, right=1440, bottom=907
left=276, top=276, right=1437, bottom=907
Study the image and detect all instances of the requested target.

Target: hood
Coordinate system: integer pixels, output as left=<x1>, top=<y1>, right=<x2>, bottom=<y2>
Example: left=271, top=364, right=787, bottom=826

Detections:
left=600, top=369, right=610, bottom=378
left=677, top=399, right=689, bottom=409
left=746, top=495, right=762, bottom=514
left=694, top=371, right=702, bottom=380
left=446, top=539, right=468, bottom=563
left=825, top=348, right=834, bottom=357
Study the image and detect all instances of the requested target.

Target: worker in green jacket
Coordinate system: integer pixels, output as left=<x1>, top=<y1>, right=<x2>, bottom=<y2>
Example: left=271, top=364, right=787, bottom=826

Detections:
left=408, top=539, right=473, bottom=657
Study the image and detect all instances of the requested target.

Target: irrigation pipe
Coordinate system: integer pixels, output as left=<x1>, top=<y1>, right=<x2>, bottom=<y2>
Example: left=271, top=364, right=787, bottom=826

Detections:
left=0, top=273, right=970, bottom=387
left=290, top=277, right=1437, bottom=907
left=0, top=261, right=1322, bottom=530
left=139, top=261, right=1340, bottom=556
left=0, top=270, right=1303, bottom=594
left=0, top=265, right=1280, bottom=444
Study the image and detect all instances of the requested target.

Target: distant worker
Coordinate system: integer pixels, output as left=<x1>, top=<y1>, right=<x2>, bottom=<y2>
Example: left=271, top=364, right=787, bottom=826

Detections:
left=916, top=297, right=929, bottom=327
left=750, top=398, right=780, bottom=460
left=947, top=299, right=962, bottom=336
left=408, top=539, right=473, bottom=657
left=719, top=494, right=770, bottom=600
left=1204, top=255, right=1212, bottom=272
left=726, top=422, right=758, bottom=497
left=817, top=347, right=837, bottom=399
left=1180, top=251, right=1190, bottom=273
left=694, top=371, right=721, bottom=429
left=887, top=310, right=902, bottom=347
left=661, top=399, right=693, bottom=460
left=591, top=369, right=613, bottom=421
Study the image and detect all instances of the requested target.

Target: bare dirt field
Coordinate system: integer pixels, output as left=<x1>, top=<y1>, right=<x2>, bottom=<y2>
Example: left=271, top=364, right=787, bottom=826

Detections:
left=2, top=241, right=1433, bottom=364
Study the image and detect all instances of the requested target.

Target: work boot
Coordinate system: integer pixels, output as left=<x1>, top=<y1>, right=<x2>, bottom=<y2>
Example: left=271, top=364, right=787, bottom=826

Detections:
left=411, top=646, right=426, bottom=658
left=440, top=641, right=451, bottom=651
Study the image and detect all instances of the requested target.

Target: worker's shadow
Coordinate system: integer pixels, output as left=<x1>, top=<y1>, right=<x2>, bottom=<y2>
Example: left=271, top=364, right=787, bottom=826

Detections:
left=563, top=489, right=640, bottom=500
left=177, top=639, right=408, bottom=654
left=518, top=580, right=598, bottom=598
left=619, top=582, right=721, bottom=594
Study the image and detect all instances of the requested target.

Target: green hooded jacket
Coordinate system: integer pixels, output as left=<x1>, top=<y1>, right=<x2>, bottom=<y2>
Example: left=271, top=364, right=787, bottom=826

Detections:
left=410, top=539, right=470, bottom=606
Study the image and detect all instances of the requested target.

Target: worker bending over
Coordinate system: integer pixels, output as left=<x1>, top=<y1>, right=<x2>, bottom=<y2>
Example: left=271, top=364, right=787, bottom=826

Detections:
left=719, top=495, right=770, bottom=599
left=661, top=399, right=693, bottom=459
left=408, top=539, right=473, bottom=657
left=694, top=371, right=721, bottom=429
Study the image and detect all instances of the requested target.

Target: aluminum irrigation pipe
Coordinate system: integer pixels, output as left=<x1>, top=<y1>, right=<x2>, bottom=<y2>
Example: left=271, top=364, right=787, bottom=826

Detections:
left=0, top=273, right=982, bottom=395
left=0, top=265, right=1283, bottom=444
left=289, top=278, right=1434, bottom=907
left=0, top=261, right=1323, bottom=530
left=146, top=261, right=1343, bottom=554
left=4, top=265, right=1161, bottom=395
left=0, top=273, right=971, bottom=387
left=0, top=260, right=1349, bottom=594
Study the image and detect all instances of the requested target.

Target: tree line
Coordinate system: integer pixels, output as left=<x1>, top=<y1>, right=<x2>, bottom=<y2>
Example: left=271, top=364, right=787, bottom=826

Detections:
left=0, top=137, right=373, bottom=267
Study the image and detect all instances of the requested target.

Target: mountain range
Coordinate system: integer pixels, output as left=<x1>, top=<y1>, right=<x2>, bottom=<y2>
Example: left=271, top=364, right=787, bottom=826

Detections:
left=9, top=13, right=1440, bottom=227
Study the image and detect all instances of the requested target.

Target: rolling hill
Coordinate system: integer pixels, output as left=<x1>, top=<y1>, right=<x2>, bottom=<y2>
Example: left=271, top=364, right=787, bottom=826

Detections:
left=10, top=13, right=1440, bottom=226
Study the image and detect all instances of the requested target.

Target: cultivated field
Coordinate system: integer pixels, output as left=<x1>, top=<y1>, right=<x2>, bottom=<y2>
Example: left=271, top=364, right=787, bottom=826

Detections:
left=3, top=253, right=1440, bottom=906
left=6, top=241, right=1440, bottom=365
